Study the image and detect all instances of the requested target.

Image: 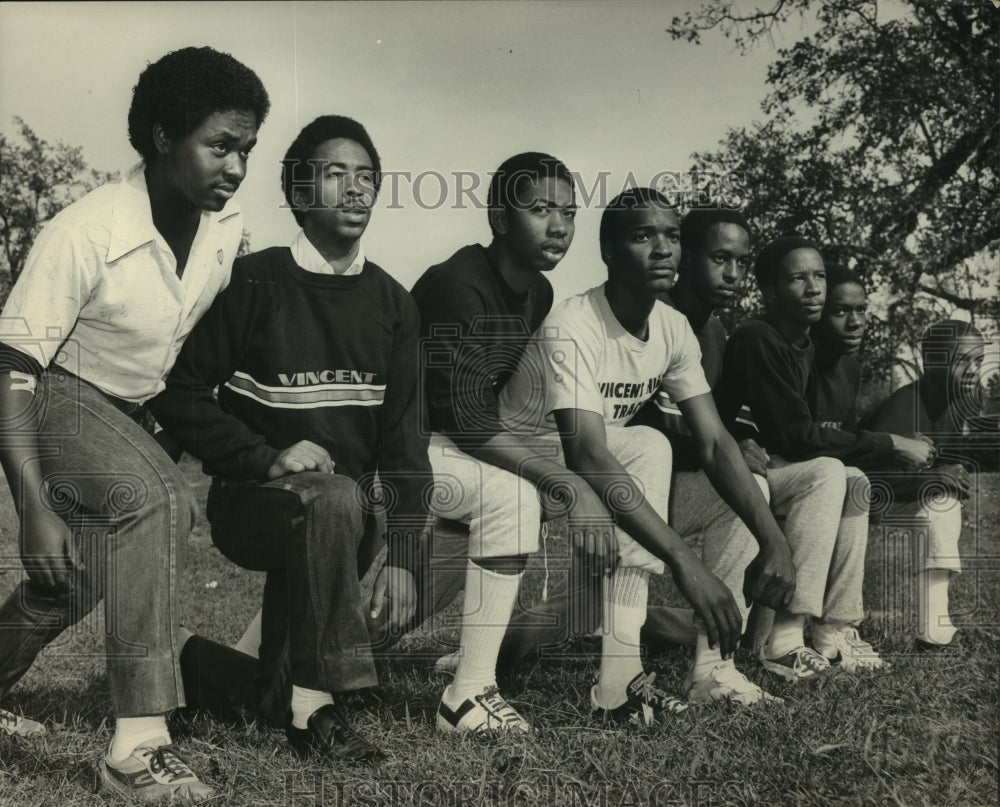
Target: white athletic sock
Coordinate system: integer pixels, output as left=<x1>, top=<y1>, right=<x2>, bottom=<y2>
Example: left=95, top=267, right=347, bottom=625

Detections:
left=595, top=566, right=648, bottom=710
left=691, top=632, right=729, bottom=681
left=447, top=560, right=522, bottom=705
left=290, top=685, right=334, bottom=730
left=109, top=716, right=170, bottom=762
left=233, top=608, right=263, bottom=658
left=918, top=569, right=957, bottom=645
left=763, top=611, right=806, bottom=659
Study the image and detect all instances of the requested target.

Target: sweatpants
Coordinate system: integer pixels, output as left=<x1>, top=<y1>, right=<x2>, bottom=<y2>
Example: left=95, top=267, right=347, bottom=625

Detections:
left=499, top=425, right=763, bottom=659
left=424, top=433, right=542, bottom=558
left=879, top=496, right=963, bottom=574
left=770, top=457, right=866, bottom=623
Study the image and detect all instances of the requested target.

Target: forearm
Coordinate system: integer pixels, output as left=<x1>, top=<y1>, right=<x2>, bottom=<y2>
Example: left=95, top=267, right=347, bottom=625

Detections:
left=868, top=469, right=925, bottom=501
left=384, top=515, right=431, bottom=578
left=462, top=433, right=586, bottom=499
left=769, top=418, right=894, bottom=468
left=563, top=445, right=699, bottom=572
left=870, top=466, right=959, bottom=502
left=151, top=387, right=278, bottom=481
left=0, top=378, right=48, bottom=516
left=0, top=377, right=73, bottom=583
left=379, top=426, right=432, bottom=575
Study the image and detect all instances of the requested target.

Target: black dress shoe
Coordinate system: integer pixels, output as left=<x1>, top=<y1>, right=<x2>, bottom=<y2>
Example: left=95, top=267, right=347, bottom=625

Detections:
left=286, top=704, right=385, bottom=763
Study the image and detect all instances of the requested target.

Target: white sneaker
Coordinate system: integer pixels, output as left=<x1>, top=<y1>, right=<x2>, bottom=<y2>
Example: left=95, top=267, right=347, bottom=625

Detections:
left=814, top=625, right=889, bottom=673
left=433, top=651, right=460, bottom=674
left=685, top=664, right=783, bottom=706
left=436, top=685, right=531, bottom=734
left=0, top=707, right=45, bottom=737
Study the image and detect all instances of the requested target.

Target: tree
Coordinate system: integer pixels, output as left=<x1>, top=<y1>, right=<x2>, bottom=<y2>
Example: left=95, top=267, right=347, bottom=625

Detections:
left=669, top=0, right=999, bottom=379
left=0, top=117, right=116, bottom=291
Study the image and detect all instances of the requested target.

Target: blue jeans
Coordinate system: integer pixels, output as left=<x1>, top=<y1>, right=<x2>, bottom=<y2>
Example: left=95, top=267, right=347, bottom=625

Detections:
left=0, top=372, right=194, bottom=715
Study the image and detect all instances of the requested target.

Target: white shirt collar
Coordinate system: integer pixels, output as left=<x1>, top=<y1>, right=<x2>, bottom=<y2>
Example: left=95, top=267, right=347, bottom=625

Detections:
left=290, top=229, right=365, bottom=276
left=107, top=161, right=240, bottom=264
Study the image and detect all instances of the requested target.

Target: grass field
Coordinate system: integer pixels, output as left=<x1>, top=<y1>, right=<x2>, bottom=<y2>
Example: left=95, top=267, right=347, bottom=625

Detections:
left=0, top=459, right=997, bottom=806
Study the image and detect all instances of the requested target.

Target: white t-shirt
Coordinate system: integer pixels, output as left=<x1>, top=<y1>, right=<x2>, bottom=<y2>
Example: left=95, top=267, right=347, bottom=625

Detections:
left=499, top=284, right=710, bottom=433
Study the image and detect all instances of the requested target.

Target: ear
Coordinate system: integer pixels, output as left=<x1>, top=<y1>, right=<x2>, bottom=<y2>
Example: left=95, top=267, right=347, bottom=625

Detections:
left=292, top=187, right=311, bottom=213
left=760, top=285, right=776, bottom=306
left=152, top=123, right=171, bottom=156
left=489, top=206, right=508, bottom=236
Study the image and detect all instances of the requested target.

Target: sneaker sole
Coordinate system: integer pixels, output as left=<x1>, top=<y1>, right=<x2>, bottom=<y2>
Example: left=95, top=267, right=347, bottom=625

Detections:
left=590, top=706, right=656, bottom=727
left=686, top=684, right=783, bottom=706
left=760, top=659, right=832, bottom=682
left=831, top=658, right=890, bottom=673
left=435, top=713, right=531, bottom=734
left=99, top=760, right=216, bottom=804
left=913, top=637, right=962, bottom=655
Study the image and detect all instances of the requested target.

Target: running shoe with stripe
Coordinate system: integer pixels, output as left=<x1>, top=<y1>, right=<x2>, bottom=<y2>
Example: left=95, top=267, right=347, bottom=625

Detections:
left=436, top=685, right=531, bottom=733
left=759, top=645, right=834, bottom=681
left=590, top=671, right=689, bottom=727
left=0, top=707, right=45, bottom=737
left=100, top=741, right=215, bottom=803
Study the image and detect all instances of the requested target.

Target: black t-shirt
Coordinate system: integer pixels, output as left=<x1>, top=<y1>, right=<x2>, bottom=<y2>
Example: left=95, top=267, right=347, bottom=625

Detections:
left=410, top=244, right=553, bottom=448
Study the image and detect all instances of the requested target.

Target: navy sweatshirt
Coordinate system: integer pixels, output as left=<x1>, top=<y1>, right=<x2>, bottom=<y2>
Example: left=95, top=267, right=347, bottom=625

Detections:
left=812, top=346, right=863, bottom=431
left=714, top=317, right=895, bottom=467
left=149, top=247, right=431, bottom=571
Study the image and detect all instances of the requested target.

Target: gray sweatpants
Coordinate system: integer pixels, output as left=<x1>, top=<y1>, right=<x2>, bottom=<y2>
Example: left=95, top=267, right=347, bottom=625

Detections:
left=770, top=457, right=867, bottom=623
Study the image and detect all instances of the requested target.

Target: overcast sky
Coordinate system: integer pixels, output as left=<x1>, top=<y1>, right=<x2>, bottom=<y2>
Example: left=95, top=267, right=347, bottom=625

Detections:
left=0, top=1, right=807, bottom=299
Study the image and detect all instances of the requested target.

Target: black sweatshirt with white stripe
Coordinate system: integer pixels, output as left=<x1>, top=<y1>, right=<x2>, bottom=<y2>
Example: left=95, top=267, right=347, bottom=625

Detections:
left=149, top=247, right=431, bottom=565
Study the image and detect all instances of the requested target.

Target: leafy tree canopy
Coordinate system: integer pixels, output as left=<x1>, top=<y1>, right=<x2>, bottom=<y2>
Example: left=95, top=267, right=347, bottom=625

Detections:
left=669, top=0, right=999, bottom=378
left=0, top=117, right=116, bottom=289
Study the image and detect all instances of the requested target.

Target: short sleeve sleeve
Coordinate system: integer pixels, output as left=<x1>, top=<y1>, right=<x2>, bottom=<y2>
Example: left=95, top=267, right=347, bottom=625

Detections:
left=499, top=311, right=606, bottom=433
left=539, top=319, right=606, bottom=418
left=656, top=313, right=710, bottom=407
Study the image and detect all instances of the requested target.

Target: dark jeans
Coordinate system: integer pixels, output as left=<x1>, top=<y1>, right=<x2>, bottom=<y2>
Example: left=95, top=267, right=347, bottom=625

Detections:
left=207, top=472, right=385, bottom=695
left=0, top=373, right=194, bottom=715
left=181, top=513, right=462, bottom=726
